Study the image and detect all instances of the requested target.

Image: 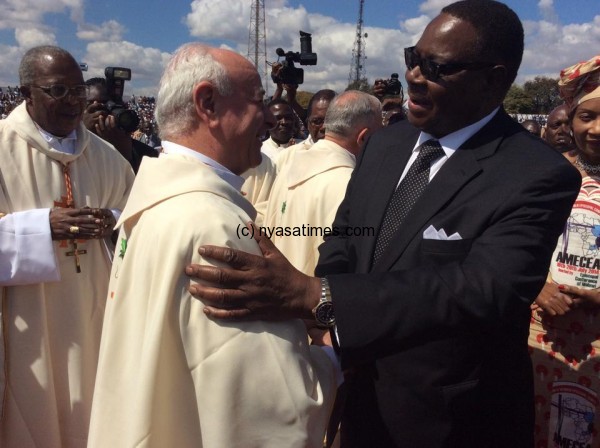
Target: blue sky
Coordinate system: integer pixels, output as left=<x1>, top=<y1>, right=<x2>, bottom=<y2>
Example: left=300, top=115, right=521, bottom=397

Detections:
left=1, top=0, right=599, bottom=95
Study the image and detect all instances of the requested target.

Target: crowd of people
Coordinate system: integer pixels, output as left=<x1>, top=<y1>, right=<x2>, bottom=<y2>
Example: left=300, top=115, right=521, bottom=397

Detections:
left=0, top=1, right=599, bottom=448
left=0, top=86, right=25, bottom=119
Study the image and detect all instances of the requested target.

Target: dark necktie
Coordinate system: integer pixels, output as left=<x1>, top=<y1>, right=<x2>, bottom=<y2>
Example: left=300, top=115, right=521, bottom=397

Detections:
left=373, top=139, right=445, bottom=264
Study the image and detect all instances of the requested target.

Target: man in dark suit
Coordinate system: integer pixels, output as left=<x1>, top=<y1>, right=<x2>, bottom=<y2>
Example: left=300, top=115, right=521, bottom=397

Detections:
left=185, top=1, right=581, bottom=446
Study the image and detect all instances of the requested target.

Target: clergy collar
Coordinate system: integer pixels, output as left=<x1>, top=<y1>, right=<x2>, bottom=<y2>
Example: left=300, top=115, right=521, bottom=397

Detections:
left=160, top=141, right=245, bottom=191
left=35, top=124, right=78, bottom=155
left=269, top=136, right=294, bottom=148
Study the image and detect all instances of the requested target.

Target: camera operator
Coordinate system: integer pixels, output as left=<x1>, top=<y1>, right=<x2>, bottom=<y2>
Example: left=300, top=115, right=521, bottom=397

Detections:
left=373, top=73, right=403, bottom=101
left=270, top=63, right=307, bottom=135
left=372, top=74, right=406, bottom=126
left=83, top=77, right=157, bottom=173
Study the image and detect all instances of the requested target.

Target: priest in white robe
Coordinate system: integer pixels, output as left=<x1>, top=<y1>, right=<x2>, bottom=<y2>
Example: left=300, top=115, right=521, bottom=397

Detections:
left=263, top=91, right=382, bottom=276
left=88, top=43, right=336, bottom=448
left=240, top=99, right=295, bottom=222
left=0, top=46, right=134, bottom=447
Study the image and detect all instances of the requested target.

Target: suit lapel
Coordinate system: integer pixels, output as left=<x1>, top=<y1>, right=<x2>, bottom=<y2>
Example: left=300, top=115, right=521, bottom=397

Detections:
left=371, top=110, right=514, bottom=272
left=357, top=131, right=417, bottom=272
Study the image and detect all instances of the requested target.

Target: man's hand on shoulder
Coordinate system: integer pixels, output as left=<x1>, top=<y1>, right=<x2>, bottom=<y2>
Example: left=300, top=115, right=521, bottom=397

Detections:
left=185, top=222, right=321, bottom=321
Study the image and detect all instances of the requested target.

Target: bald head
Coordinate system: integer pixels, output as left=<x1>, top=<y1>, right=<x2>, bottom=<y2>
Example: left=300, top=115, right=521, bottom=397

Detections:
left=324, top=90, right=382, bottom=156
left=155, top=42, right=273, bottom=174
left=18, top=46, right=85, bottom=137
left=19, top=45, right=79, bottom=86
left=156, top=43, right=235, bottom=139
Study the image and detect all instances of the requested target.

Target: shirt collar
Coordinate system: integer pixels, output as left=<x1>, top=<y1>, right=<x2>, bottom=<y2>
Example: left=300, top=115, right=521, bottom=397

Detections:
left=414, top=107, right=500, bottom=157
left=35, top=125, right=78, bottom=154
left=160, top=141, right=245, bottom=191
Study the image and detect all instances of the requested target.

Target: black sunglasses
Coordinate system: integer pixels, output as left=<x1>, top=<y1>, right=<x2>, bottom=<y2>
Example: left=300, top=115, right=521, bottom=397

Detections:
left=404, top=46, right=494, bottom=82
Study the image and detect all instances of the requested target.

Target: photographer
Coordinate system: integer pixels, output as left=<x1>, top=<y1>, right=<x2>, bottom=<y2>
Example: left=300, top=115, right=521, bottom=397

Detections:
left=372, top=73, right=403, bottom=101
left=373, top=74, right=406, bottom=126
left=270, top=64, right=312, bottom=141
left=83, top=77, right=157, bottom=173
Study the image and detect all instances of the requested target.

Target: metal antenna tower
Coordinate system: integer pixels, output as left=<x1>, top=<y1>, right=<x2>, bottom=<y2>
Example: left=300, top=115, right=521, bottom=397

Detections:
left=348, top=0, right=367, bottom=85
left=247, top=0, right=268, bottom=95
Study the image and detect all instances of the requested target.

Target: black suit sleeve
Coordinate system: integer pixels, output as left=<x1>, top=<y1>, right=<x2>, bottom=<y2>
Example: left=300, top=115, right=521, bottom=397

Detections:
left=130, top=138, right=158, bottom=173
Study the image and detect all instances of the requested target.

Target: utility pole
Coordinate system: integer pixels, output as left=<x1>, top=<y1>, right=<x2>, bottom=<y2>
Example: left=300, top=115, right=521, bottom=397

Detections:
left=348, top=0, right=367, bottom=88
left=247, top=0, right=268, bottom=95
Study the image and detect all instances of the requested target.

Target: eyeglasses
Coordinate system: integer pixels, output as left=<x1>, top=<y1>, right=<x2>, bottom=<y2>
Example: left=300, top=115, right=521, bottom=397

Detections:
left=404, top=46, right=494, bottom=82
left=28, top=84, right=88, bottom=100
left=308, top=117, right=325, bottom=126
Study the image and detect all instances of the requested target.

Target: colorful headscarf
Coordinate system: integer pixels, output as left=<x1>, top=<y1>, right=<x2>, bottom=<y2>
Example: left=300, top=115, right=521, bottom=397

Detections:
left=559, top=55, right=600, bottom=112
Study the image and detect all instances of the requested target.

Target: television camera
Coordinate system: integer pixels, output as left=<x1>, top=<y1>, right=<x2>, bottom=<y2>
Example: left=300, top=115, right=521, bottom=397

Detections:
left=271, top=31, right=317, bottom=86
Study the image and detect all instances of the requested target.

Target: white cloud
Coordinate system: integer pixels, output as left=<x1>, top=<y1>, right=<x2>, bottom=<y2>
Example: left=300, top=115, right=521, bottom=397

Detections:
left=0, top=0, right=85, bottom=86
left=77, top=20, right=126, bottom=42
left=0, top=44, right=24, bottom=86
left=538, top=0, right=559, bottom=23
left=0, top=0, right=84, bottom=30
left=185, top=0, right=250, bottom=42
left=14, top=27, right=56, bottom=48
left=520, top=15, right=600, bottom=83
left=1, top=0, right=600, bottom=98
left=418, top=0, right=454, bottom=16
left=183, top=0, right=415, bottom=93
left=400, top=15, right=431, bottom=41
left=83, top=41, right=172, bottom=96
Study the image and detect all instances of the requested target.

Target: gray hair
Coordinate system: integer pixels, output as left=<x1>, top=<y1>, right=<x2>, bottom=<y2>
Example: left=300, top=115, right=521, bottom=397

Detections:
left=155, top=43, right=233, bottom=139
left=324, top=90, right=382, bottom=136
left=19, top=46, right=76, bottom=85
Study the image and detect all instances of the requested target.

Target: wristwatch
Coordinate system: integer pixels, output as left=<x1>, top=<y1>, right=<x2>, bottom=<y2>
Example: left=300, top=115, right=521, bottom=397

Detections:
left=312, top=277, right=335, bottom=327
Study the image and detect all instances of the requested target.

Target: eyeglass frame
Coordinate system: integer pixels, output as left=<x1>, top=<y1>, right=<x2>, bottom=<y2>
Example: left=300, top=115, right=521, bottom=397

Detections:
left=27, top=84, right=88, bottom=100
left=404, top=46, right=495, bottom=82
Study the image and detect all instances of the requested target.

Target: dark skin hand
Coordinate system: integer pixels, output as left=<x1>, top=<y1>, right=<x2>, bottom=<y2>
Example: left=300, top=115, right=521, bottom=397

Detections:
left=185, top=223, right=321, bottom=321
left=558, top=284, right=600, bottom=309
left=531, top=282, right=574, bottom=316
left=50, top=207, right=116, bottom=240
left=373, top=79, right=387, bottom=100
left=83, top=102, right=134, bottom=161
left=271, top=64, right=306, bottom=123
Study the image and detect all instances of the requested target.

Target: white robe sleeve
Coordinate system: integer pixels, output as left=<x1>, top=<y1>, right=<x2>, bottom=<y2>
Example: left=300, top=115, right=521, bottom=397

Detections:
left=0, top=208, right=60, bottom=285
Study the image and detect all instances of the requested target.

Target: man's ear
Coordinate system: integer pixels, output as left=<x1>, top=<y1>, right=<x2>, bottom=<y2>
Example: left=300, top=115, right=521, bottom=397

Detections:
left=19, top=85, right=32, bottom=101
left=487, top=65, right=509, bottom=96
left=193, top=81, right=217, bottom=125
left=356, top=127, right=369, bottom=146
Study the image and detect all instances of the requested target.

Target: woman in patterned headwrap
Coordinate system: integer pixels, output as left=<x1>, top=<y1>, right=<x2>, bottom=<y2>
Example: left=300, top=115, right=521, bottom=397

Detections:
left=528, top=55, right=600, bottom=448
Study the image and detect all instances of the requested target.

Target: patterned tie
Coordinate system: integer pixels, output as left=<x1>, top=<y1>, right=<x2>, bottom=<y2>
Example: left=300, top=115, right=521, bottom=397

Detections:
left=373, top=139, right=445, bottom=264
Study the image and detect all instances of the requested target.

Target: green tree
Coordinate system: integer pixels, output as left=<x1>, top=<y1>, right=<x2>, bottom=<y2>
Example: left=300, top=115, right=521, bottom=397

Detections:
left=522, top=76, right=561, bottom=114
left=294, top=90, right=313, bottom=109
left=346, top=77, right=372, bottom=93
left=503, top=84, right=534, bottom=114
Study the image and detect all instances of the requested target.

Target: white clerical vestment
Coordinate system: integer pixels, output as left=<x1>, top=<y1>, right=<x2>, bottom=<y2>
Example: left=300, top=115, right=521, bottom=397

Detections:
left=263, top=138, right=355, bottom=275
left=0, top=103, right=134, bottom=447
left=240, top=152, right=276, bottom=225
left=260, top=136, right=293, bottom=162
left=88, top=152, right=335, bottom=448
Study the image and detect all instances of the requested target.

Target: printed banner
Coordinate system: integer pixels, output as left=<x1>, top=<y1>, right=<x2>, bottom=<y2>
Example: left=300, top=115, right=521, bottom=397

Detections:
left=549, top=381, right=597, bottom=448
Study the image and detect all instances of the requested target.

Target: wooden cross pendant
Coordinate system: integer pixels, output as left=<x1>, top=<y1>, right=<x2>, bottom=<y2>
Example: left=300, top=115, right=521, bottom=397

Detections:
left=66, top=240, right=87, bottom=273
